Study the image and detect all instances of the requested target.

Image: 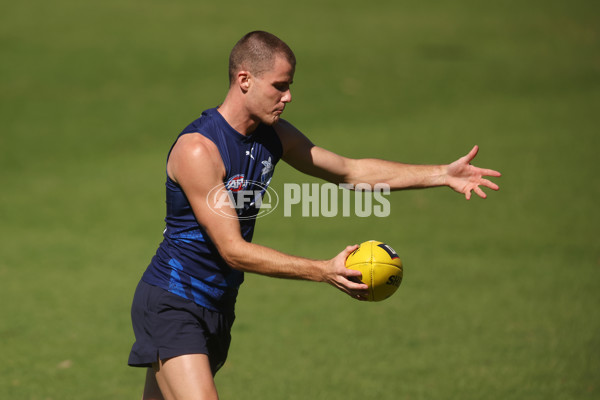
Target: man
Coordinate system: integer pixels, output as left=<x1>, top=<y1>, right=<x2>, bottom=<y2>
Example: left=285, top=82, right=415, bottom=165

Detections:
left=128, top=31, right=501, bottom=400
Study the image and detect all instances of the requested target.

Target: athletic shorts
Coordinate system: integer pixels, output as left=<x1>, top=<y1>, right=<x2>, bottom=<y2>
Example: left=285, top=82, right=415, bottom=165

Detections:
left=128, top=280, right=235, bottom=375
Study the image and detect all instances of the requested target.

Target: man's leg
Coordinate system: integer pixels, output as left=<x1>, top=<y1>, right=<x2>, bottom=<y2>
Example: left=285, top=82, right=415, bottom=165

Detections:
left=142, top=367, right=164, bottom=400
left=152, top=354, right=219, bottom=400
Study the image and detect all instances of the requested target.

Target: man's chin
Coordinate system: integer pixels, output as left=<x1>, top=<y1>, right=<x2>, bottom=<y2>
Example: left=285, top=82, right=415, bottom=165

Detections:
left=265, top=115, right=281, bottom=126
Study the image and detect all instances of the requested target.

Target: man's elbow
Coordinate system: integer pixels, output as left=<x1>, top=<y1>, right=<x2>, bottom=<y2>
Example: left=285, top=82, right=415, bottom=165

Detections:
left=215, top=240, right=248, bottom=271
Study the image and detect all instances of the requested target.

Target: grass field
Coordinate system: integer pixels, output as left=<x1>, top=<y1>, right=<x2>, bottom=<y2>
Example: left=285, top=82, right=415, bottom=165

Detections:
left=1, top=0, right=599, bottom=399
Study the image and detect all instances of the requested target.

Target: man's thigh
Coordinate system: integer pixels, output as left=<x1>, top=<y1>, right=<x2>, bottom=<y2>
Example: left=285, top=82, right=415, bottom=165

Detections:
left=154, top=354, right=219, bottom=400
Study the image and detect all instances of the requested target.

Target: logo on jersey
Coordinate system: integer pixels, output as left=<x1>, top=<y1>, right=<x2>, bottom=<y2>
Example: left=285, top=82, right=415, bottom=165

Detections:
left=261, top=157, right=273, bottom=178
left=225, top=174, right=247, bottom=192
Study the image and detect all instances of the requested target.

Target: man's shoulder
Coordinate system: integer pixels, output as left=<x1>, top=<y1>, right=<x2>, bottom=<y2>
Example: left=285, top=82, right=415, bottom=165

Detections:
left=173, top=133, right=220, bottom=159
left=274, top=119, right=314, bottom=155
left=167, top=132, right=226, bottom=183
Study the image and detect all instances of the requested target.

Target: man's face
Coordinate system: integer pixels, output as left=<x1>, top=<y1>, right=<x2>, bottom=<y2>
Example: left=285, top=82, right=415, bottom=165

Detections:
left=246, top=55, right=294, bottom=126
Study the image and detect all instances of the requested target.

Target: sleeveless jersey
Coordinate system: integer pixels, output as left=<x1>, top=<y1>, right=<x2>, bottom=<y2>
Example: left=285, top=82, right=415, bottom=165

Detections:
left=141, top=108, right=283, bottom=314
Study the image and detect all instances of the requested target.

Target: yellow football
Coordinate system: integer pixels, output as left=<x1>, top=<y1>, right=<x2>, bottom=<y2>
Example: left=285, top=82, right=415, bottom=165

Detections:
left=345, top=240, right=403, bottom=302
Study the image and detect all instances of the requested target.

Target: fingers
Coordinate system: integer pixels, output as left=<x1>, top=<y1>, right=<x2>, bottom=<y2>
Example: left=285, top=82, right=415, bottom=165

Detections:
left=465, top=181, right=499, bottom=200
left=344, top=270, right=369, bottom=289
left=344, top=279, right=369, bottom=301
left=343, top=244, right=359, bottom=256
left=344, top=267, right=363, bottom=278
left=326, top=244, right=371, bottom=300
left=480, top=178, right=500, bottom=191
left=330, top=274, right=369, bottom=300
left=341, top=247, right=369, bottom=299
left=479, top=168, right=502, bottom=177
left=473, top=186, right=487, bottom=199
left=326, top=245, right=369, bottom=298
left=450, top=146, right=500, bottom=200
left=352, top=289, right=369, bottom=301
left=463, top=145, right=479, bottom=164
left=332, top=244, right=359, bottom=266
left=464, top=147, right=501, bottom=177
left=344, top=267, right=369, bottom=300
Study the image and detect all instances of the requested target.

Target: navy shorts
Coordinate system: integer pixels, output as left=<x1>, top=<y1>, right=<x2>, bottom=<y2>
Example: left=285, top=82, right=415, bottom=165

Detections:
left=128, top=280, right=235, bottom=375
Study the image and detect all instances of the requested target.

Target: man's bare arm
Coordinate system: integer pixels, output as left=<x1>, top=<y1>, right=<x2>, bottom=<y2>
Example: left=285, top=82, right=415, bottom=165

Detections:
left=276, top=120, right=500, bottom=199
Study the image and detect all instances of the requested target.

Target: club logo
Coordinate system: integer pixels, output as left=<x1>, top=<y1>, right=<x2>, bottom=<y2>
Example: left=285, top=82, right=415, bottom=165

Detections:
left=225, top=174, right=247, bottom=192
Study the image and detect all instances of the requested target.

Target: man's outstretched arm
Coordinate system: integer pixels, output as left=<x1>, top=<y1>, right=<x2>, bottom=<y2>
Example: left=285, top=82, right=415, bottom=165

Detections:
left=276, top=120, right=501, bottom=199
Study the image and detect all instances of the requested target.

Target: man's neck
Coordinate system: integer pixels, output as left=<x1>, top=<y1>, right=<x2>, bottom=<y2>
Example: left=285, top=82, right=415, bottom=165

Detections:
left=217, top=95, right=259, bottom=136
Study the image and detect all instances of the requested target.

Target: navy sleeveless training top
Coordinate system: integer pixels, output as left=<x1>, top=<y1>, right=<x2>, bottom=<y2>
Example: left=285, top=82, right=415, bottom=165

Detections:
left=141, top=108, right=283, bottom=314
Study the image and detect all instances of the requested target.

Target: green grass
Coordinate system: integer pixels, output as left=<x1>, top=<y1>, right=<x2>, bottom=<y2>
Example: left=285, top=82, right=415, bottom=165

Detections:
left=1, top=0, right=599, bottom=399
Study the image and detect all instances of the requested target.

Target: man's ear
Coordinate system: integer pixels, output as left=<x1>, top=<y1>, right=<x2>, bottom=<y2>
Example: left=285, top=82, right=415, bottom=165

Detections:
left=238, top=71, right=251, bottom=92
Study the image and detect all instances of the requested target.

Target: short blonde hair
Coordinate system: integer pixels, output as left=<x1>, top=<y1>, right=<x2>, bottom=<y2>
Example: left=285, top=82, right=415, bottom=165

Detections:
left=228, top=31, right=296, bottom=85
